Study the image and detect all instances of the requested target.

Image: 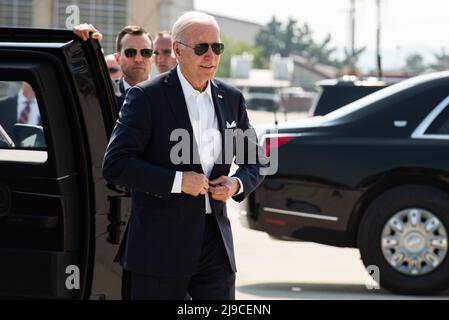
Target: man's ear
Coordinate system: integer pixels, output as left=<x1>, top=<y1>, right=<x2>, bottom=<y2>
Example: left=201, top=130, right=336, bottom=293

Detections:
left=173, top=43, right=181, bottom=57
left=114, top=52, right=120, bottom=63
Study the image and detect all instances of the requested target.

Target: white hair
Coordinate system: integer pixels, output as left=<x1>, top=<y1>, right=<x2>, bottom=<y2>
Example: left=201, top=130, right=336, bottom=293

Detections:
left=171, top=11, right=220, bottom=43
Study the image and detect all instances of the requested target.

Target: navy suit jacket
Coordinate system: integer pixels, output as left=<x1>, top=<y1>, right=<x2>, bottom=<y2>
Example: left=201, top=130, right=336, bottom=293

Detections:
left=102, top=68, right=265, bottom=277
left=0, top=95, right=18, bottom=137
left=113, top=78, right=126, bottom=113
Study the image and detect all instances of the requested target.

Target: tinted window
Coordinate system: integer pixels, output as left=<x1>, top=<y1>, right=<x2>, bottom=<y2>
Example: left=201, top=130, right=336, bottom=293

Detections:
left=427, top=103, right=449, bottom=135
left=248, top=87, right=277, bottom=94
left=246, top=98, right=278, bottom=110
left=312, top=85, right=384, bottom=115
left=0, top=81, right=46, bottom=151
left=324, top=73, right=449, bottom=123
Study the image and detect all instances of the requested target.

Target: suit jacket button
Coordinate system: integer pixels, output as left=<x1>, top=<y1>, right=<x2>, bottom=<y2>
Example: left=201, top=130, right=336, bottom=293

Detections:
left=201, top=209, right=206, bottom=214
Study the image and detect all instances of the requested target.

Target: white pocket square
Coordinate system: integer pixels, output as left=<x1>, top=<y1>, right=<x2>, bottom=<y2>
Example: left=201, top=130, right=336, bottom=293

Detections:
left=226, top=121, right=236, bottom=129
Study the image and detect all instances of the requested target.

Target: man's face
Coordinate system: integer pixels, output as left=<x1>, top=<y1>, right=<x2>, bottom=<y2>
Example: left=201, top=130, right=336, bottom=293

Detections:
left=22, top=82, right=36, bottom=100
left=115, top=34, right=153, bottom=85
left=175, top=23, right=221, bottom=91
left=154, top=36, right=177, bottom=74
left=106, top=56, right=122, bottom=81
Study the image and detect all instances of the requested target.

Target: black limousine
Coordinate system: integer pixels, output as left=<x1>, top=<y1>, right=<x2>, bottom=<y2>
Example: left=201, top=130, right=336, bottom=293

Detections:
left=241, top=71, right=449, bottom=295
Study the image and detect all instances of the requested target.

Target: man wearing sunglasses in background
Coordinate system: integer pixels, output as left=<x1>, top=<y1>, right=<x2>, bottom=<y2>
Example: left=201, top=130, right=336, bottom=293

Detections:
left=105, top=54, right=123, bottom=81
left=103, top=11, right=265, bottom=300
left=74, top=24, right=154, bottom=112
left=153, top=31, right=177, bottom=74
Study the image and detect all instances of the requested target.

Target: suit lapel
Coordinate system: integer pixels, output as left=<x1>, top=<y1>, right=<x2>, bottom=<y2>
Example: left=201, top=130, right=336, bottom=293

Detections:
left=209, top=80, right=227, bottom=179
left=119, top=78, right=125, bottom=95
left=210, top=80, right=226, bottom=136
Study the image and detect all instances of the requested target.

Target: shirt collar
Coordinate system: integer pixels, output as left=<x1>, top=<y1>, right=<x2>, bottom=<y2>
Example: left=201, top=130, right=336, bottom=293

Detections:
left=122, top=78, right=132, bottom=91
left=176, top=65, right=212, bottom=101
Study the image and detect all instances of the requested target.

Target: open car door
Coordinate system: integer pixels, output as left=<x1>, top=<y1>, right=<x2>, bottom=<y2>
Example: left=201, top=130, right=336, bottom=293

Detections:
left=0, top=28, right=127, bottom=299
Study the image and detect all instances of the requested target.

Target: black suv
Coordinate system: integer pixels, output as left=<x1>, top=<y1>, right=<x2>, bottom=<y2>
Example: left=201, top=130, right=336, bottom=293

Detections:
left=308, top=76, right=398, bottom=116
left=0, top=28, right=129, bottom=299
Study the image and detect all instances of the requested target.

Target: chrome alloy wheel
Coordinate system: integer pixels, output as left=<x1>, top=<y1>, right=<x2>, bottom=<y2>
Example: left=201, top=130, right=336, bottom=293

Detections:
left=381, top=208, right=448, bottom=276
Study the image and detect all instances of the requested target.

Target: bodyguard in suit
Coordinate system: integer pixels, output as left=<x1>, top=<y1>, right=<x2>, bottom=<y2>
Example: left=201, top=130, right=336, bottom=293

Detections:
left=73, top=24, right=154, bottom=112
left=102, top=11, right=265, bottom=300
left=112, top=26, right=153, bottom=112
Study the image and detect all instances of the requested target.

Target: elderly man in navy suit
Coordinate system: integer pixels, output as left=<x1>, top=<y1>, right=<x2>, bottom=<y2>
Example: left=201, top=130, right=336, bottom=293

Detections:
left=102, top=11, right=266, bottom=300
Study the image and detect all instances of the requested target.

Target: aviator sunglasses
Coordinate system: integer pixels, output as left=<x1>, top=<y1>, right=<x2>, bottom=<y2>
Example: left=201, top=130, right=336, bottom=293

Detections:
left=123, top=48, right=153, bottom=58
left=177, top=41, right=224, bottom=56
left=108, top=67, right=120, bottom=73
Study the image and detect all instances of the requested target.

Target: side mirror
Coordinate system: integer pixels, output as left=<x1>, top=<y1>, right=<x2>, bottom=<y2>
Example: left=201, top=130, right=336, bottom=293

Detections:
left=13, top=124, right=46, bottom=149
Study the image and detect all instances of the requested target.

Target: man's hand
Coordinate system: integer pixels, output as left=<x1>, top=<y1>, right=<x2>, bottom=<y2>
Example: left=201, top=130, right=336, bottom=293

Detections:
left=209, top=176, right=240, bottom=202
left=73, top=23, right=103, bottom=41
left=181, top=171, right=209, bottom=197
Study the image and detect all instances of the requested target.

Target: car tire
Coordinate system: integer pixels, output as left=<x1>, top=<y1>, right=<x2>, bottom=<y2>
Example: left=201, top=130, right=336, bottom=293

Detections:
left=121, top=269, right=132, bottom=300
left=357, top=184, right=449, bottom=295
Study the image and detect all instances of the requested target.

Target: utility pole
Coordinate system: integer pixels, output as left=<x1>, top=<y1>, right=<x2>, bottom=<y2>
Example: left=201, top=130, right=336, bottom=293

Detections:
left=350, top=0, right=356, bottom=60
left=349, top=0, right=356, bottom=74
left=376, top=0, right=383, bottom=77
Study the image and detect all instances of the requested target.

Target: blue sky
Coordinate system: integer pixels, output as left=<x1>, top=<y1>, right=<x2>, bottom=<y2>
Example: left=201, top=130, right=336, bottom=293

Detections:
left=195, top=0, right=449, bottom=71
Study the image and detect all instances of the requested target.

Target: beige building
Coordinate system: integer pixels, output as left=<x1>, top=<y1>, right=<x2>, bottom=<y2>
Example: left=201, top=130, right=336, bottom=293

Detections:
left=291, top=55, right=339, bottom=91
left=0, top=0, right=193, bottom=54
left=207, top=12, right=262, bottom=46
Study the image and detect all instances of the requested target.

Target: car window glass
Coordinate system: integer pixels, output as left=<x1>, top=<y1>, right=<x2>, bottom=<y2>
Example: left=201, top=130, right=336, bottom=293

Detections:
left=0, top=81, right=47, bottom=156
left=312, top=86, right=384, bottom=115
left=427, top=103, right=449, bottom=135
left=322, top=73, right=449, bottom=122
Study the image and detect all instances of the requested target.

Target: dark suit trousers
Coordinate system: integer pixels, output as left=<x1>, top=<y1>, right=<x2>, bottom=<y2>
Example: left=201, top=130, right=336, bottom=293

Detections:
left=130, top=214, right=235, bottom=300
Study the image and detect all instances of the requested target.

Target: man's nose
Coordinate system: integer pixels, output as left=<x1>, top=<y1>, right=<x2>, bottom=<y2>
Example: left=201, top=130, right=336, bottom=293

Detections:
left=134, top=53, right=143, bottom=62
left=203, top=46, right=214, bottom=59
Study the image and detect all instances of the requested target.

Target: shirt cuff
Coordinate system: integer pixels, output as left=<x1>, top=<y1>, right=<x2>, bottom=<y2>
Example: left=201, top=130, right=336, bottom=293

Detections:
left=171, top=171, right=183, bottom=193
left=234, top=177, right=244, bottom=195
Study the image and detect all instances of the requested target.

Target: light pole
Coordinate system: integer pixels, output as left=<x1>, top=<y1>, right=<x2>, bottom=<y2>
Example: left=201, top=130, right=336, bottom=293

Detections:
left=376, top=0, right=383, bottom=77
left=349, top=0, right=356, bottom=74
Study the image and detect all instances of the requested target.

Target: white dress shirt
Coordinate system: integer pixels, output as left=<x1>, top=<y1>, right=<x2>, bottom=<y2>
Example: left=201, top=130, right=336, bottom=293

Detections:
left=17, top=89, right=40, bottom=125
left=171, top=65, right=243, bottom=213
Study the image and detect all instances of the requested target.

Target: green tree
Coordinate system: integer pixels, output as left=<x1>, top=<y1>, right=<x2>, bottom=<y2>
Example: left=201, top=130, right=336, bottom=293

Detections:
left=216, top=36, right=268, bottom=78
left=430, top=47, right=449, bottom=71
left=336, top=47, right=366, bottom=69
left=404, top=53, right=425, bottom=73
left=255, top=17, right=284, bottom=58
left=255, top=16, right=364, bottom=69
